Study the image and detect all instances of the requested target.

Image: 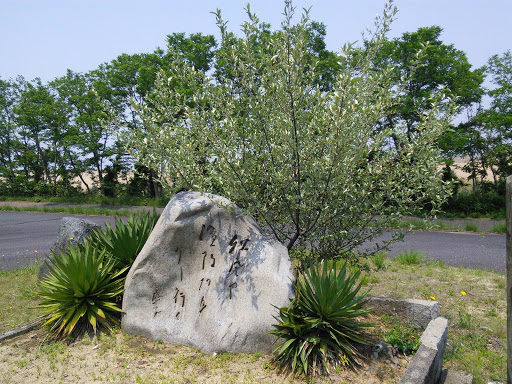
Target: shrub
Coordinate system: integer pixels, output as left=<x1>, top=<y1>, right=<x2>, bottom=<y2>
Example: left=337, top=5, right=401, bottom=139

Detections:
left=36, top=243, right=128, bottom=338
left=270, top=261, right=374, bottom=376
left=442, top=190, right=505, bottom=218
left=125, top=1, right=454, bottom=263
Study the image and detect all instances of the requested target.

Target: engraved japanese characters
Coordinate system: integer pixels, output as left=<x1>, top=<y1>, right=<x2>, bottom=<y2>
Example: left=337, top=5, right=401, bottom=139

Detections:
left=121, top=192, right=295, bottom=353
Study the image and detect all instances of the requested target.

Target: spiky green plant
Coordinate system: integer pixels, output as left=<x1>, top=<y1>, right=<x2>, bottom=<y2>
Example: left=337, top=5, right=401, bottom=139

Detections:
left=88, top=209, right=159, bottom=272
left=270, top=261, right=374, bottom=376
left=36, top=242, right=127, bottom=338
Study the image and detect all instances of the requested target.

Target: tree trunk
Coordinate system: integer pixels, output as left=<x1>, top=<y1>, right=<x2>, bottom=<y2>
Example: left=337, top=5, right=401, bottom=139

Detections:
left=506, top=175, right=512, bottom=384
left=150, top=168, right=161, bottom=198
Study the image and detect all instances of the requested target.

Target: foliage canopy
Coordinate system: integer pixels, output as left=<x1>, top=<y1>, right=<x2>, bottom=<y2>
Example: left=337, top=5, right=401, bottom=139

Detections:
left=126, top=0, right=454, bottom=262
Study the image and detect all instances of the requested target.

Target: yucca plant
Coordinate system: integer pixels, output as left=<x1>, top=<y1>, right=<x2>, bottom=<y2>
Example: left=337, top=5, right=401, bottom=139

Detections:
left=270, top=260, right=374, bottom=376
left=88, top=209, right=159, bottom=273
left=36, top=242, right=128, bottom=338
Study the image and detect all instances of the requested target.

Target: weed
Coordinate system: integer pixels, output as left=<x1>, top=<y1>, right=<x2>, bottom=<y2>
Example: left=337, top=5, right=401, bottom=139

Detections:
left=394, top=249, right=424, bottom=265
left=488, top=222, right=507, bottom=234
left=426, top=258, right=445, bottom=268
left=371, top=252, right=387, bottom=270
left=457, top=310, right=473, bottom=329
left=382, top=321, right=421, bottom=355
left=463, top=222, right=479, bottom=232
left=359, top=273, right=370, bottom=286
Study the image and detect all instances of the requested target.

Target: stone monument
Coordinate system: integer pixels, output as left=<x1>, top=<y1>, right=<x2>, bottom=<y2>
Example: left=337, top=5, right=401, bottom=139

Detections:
left=122, top=192, right=295, bottom=353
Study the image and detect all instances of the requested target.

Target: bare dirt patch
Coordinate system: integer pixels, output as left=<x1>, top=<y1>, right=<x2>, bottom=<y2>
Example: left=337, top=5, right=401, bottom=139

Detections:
left=0, top=320, right=409, bottom=384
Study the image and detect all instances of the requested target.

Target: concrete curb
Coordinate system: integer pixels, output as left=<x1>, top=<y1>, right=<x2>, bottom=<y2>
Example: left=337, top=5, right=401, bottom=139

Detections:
left=0, top=318, right=42, bottom=342
left=365, top=296, right=452, bottom=384
left=399, top=317, right=449, bottom=384
left=366, top=296, right=439, bottom=329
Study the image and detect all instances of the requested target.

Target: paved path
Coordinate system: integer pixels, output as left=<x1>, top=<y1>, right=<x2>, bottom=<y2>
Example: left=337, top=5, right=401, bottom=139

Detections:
left=0, top=211, right=506, bottom=272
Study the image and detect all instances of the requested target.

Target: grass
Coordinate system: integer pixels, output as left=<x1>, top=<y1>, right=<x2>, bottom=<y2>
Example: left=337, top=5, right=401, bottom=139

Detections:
left=463, top=222, right=479, bottom=232
left=0, top=204, right=136, bottom=217
left=0, top=255, right=505, bottom=383
left=0, top=194, right=168, bottom=207
left=0, top=264, right=41, bottom=332
left=366, top=256, right=506, bottom=384
left=393, top=217, right=506, bottom=234
left=488, top=222, right=507, bottom=234
left=394, top=249, right=424, bottom=265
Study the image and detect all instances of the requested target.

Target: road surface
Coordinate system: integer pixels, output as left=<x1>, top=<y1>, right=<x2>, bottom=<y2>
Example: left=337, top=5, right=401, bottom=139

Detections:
left=0, top=211, right=117, bottom=271
left=0, top=211, right=506, bottom=272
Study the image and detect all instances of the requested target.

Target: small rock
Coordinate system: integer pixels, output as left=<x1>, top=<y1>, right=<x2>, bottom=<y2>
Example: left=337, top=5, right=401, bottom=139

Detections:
left=38, top=217, right=99, bottom=281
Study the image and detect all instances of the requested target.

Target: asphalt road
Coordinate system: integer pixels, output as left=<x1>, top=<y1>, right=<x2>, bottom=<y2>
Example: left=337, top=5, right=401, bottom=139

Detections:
left=0, top=211, right=506, bottom=272
left=370, top=230, right=506, bottom=272
left=0, top=211, right=117, bottom=271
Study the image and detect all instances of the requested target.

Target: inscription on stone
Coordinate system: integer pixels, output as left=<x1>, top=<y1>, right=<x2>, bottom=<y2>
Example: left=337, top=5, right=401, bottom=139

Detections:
left=122, top=192, right=295, bottom=353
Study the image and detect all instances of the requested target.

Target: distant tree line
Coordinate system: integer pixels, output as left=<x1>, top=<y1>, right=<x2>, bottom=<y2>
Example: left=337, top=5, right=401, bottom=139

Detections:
left=0, top=21, right=510, bottom=215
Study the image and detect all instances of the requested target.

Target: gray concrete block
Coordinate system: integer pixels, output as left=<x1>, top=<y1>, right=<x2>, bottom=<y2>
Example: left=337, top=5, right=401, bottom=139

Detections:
left=420, top=317, right=449, bottom=383
left=399, top=344, right=437, bottom=384
left=399, top=317, right=449, bottom=384
left=420, top=317, right=449, bottom=351
left=366, top=296, right=439, bottom=329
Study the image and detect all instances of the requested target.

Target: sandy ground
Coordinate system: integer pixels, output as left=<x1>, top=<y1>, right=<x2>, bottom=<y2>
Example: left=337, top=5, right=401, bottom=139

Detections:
left=0, top=322, right=409, bottom=384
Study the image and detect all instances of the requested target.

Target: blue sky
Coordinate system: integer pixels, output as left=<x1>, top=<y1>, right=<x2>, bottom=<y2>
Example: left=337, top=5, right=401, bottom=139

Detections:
left=1, top=0, right=511, bottom=83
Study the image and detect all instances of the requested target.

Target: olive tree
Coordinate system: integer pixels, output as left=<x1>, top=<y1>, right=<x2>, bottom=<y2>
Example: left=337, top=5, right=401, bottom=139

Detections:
left=125, top=1, right=454, bottom=264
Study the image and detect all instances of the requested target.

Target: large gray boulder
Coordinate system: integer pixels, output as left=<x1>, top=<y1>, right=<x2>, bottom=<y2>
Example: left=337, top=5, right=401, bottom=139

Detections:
left=38, top=217, right=99, bottom=281
left=122, top=192, right=295, bottom=353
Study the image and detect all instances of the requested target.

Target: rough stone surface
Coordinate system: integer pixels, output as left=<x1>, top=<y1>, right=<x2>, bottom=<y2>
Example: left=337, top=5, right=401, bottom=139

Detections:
left=121, top=192, right=295, bottom=354
left=439, top=369, right=473, bottom=384
left=419, top=317, right=449, bottom=383
left=399, top=317, right=449, bottom=384
left=399, top=344, right=437, bottom=384
left=38, top=217, right=99, bottom=281
left=366, top=296, right=438, bottom=329
left=420, top=317, right=449, bottom=351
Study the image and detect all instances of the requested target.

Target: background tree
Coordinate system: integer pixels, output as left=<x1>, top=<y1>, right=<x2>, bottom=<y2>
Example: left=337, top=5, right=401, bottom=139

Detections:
left=0, top=78, right=20, bottom=187
left=473, top=50, right=512, bottom=188
left=13, top=77, right=73, bottom=195
left=107, top=33, right=217, bottom=197
left=370, top=26, right=484, bottom=148
left=52, top=69, right=118, bottom=195
left=126, top=1, right=454, bottom=264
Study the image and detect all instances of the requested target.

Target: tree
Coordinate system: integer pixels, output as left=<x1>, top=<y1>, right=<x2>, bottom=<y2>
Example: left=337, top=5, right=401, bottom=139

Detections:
left=0, top=78, right=20, bottom=186
left=126, top=1, right=453, bottom=258
left=51, top=69, right=118, bottom=195
left=119, top=1, right=455, bottom=263
left=473, top=51, right=512, bottom=186
left=166, top=32, right=217, bottom=73
left=446, top=51, right=512, bottom=195
left=370, top=26, right=484, bottom=148
left=13, top=77, right=73, bottom=195
left=108, top=34, right=217, bottom=198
